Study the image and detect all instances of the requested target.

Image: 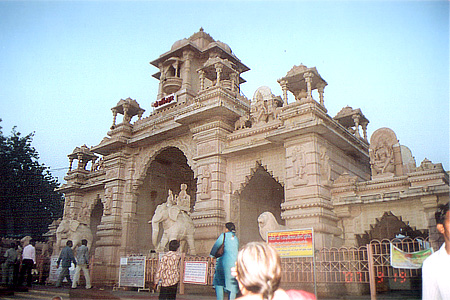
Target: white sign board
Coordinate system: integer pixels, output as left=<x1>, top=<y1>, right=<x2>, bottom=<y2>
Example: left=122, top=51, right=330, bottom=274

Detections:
left=183, top=261, right=208, bottom=285
left=118, top=256, right=146, bottom=288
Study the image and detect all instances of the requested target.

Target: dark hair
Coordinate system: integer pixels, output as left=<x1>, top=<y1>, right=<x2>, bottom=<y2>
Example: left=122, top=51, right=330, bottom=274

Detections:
left=29, top=239, right=36, bottom=245
left=10, top=242, right=16, bottom=248
left=225, top=222, right=236, bottom=233
left=168, top=240, right=180, bottom=251
left=66, top=240, right=73, bottom=246
left=81, top=239, right=88, bottom=246
left=435, top=202, right=449, bottom=225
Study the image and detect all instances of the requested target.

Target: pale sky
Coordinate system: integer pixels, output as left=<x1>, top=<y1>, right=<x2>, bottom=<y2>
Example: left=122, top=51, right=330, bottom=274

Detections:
left=1, top=1, right=448, bottom=183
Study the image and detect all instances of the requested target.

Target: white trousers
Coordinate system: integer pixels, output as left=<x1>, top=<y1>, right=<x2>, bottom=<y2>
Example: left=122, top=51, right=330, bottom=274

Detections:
left=72, top=264, right=91, bottom=288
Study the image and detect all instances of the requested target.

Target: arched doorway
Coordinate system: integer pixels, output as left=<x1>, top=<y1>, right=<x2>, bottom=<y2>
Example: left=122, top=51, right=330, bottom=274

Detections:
left=238, top=164, right=285, bottom=246
left=135, top=147, right=196, bottom=253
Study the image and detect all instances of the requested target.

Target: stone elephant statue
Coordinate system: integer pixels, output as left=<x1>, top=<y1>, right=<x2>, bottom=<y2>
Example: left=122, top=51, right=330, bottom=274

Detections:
left=56, top=219, right=93, bottom=252
left=149, top=204, right=196, bottom=255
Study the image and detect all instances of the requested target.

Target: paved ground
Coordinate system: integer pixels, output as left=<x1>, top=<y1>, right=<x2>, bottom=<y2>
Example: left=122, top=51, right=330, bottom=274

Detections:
left=0, top=284, right=421, bottom=300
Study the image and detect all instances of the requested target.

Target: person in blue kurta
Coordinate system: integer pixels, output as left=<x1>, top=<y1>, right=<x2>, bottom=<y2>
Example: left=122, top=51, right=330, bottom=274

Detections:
left=210, top=222, right=239, bottom=300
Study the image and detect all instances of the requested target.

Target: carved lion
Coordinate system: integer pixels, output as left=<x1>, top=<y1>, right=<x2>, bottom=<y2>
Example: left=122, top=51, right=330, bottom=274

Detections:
left=257, top=212, right=286, bottom=241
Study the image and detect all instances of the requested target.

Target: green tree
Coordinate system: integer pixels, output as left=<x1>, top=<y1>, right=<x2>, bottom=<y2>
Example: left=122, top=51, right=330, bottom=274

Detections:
left=0, top=120, right=64, bottom=238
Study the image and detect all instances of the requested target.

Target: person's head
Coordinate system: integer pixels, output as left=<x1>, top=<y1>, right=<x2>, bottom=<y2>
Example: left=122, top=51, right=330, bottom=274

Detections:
left=225, top=222, right=236, bottom=233
left=29, top=239, right=36, bottom=246
left=81, top=239, right=88, bottom=246
left=435, top=202, right=450, bottom=242
left=168, top=240, right=180, bottom=252
left=52, top=296, right=63, bottom=300
left=235, top=242, right=281, bottom=300
left=10, top=242, right=16, bottom=249
left=66, top=240, right=73, bottom=247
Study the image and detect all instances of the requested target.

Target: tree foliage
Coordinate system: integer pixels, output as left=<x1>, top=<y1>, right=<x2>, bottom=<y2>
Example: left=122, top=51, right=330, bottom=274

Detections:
left=0, top=120, right=64, bottom=239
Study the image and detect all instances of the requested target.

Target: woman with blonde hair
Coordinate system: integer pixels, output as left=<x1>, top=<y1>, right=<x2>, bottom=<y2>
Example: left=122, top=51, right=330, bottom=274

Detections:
left=234, top=242, right=315, bottom=300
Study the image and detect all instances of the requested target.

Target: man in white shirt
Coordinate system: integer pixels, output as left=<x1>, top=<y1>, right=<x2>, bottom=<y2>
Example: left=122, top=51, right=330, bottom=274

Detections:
left=422, top=202, right=450, bottom=300
left=18, top=239, right=36, bottom=287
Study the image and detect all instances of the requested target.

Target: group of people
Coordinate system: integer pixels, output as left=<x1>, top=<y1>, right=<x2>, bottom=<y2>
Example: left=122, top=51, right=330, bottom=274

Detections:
left=55, top=239, right=91, bottom=289
left=1, top=238, right=37, bottom=288
left=1, top=238, right=91, bottom=290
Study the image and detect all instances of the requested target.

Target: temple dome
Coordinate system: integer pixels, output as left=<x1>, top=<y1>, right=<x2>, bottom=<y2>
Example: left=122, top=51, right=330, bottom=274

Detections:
left=171, top=38, right=189, bottom=50
left=210, top=41, right=232, bottom=54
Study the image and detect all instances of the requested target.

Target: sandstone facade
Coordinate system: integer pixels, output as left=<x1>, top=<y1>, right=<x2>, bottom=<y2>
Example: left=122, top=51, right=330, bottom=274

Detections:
left=56, top=29, right=449, bottom=284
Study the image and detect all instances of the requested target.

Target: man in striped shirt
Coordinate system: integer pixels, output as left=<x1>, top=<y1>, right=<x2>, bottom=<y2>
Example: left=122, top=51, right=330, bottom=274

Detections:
left=154, top=240, right=181, bottom=300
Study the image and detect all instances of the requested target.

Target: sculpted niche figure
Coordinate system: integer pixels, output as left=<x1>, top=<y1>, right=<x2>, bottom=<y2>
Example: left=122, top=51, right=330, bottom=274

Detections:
left=200, top=166, right=211, bottom=199
left=369, top=127, right=400, bottom=177
left=292, top=146, right=308, bottom=186
left=319, top=147, right=331, bottom=183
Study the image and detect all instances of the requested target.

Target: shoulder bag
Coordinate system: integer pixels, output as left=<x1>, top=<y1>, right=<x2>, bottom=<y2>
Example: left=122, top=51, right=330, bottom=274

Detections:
left=214, top=233, right=226, bottom=258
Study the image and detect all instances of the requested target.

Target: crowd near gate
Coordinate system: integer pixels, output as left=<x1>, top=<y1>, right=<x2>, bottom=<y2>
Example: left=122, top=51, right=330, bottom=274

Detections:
left=0, top=237, right=433, bottom=299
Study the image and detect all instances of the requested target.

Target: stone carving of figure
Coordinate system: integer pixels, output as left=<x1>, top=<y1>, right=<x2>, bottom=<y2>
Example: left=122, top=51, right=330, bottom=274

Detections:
left=319, top=147, right=331, bottom=183
left=234, top=115, right=249, bottom=130
left=370, top=139, right=394, bottom=175
left=200, top=166, right=211, bottom=198
left=292, top=146, right=308, bottom=186
left=267, top=97, right=282, bottom=121
left=253, top=92, right=268, bottom=124
left=176, top=183, right=191, bottom=213
left=77, top=201, right=91, bottom=225
left=103, top=188, right=113, bottom=215
left=92, top=157, right=104, bottom=171
left=166, top=189, right=176, bottom=207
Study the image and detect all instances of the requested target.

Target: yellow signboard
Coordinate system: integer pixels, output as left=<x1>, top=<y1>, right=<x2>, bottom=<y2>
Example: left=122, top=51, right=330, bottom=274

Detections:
left=267, top=228, right=314, bottom=258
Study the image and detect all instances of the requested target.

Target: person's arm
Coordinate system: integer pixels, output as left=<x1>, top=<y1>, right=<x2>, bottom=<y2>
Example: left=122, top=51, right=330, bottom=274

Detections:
left=31, top=247, right=36, bottom=265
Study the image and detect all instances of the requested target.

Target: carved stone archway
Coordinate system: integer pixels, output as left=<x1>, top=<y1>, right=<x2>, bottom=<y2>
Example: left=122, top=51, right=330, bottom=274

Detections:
left=134, top=146, right=196, bottom=254
left=237, top=162, right=285, bottom=246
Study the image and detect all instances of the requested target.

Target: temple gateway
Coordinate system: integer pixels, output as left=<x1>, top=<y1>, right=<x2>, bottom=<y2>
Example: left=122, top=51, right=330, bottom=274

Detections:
left=55, top=29, right=449, bottom=284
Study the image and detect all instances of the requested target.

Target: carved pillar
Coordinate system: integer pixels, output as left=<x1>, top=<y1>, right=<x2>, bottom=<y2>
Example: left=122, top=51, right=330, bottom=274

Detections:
left=190, top=120, right=232, bottom=254
left=361, top=121, right=368, bottom=141
left=317, top=83, right=325, bottom=107
left=279, top=80, right=288, bottom=105
left=69, top=158, right=74, bottom=172
left=352, top=114, right=361, bottom=139
left=182, top=50, right=193, bottom=90
left=215, top=64, right=223, bottom=86
left=230, top=72, right=237, bottom=92
left=199, top=70, right=205, bottom=91
left=123, top=103, right=130, bottom=124
left=421, top=195, right=439, bottom=249
left=111, top=109, right=118, bottom=128
left=303, top=72, right=314, bottom=99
